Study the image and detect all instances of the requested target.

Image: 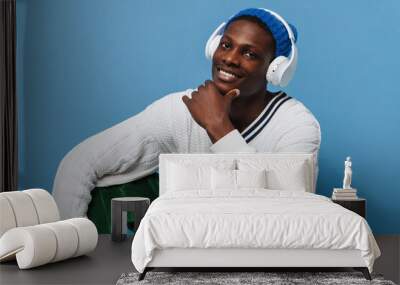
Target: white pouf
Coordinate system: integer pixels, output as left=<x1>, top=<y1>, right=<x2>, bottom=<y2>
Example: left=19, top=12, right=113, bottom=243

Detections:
left=0, top=218, right=98, bottom=269
left=0, top=189, right=98, bottom=269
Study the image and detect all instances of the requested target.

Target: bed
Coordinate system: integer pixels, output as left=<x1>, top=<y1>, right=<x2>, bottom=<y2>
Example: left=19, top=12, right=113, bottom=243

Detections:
left=130, top=153, right=381, bottom=280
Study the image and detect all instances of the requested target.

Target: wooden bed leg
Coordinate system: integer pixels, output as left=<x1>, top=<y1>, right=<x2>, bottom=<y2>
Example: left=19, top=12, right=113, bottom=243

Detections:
left=138, top=268, right=148, bottom=281
left=354, top=267, right=372, bottom=280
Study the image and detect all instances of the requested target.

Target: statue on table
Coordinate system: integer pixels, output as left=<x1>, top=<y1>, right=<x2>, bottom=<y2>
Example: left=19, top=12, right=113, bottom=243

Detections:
left=342, top=156, right=352, bottom=189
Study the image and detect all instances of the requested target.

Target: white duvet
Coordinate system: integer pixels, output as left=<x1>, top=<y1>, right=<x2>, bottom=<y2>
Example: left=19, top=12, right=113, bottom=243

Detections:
left=131, top=190, right=380, bottom=273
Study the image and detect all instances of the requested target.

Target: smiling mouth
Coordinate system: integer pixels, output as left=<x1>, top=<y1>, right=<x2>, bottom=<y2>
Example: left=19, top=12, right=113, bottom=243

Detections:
left=216, top=67, right=242, bottom=82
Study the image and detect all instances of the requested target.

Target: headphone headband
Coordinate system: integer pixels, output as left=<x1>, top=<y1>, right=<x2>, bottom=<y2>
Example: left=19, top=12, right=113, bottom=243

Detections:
left=260, top=8, right=296, bottom=44
left=259, top=8, right=297, bottom=74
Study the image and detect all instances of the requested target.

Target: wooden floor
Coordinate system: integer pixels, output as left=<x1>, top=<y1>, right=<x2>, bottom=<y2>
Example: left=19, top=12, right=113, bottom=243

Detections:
left=374, top=235, right=400, bottom=284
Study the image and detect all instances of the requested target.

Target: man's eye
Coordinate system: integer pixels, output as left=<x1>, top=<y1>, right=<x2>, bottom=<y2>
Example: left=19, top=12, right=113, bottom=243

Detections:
left=244, top=51, right=258, bottom=59
left=220, top=42, right=231, bottom=49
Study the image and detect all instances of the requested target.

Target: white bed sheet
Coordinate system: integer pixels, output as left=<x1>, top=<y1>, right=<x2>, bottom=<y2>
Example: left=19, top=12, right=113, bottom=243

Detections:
left=131, top=190, right=380, bottom=273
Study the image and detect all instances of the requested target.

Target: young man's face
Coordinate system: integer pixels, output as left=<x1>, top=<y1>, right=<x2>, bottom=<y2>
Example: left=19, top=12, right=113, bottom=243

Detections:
left=212, top=19, right=275, bottom=96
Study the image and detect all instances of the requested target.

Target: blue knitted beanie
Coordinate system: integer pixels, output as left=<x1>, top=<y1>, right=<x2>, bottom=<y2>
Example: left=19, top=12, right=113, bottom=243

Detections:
left=225, top=8, right=298, bottom=58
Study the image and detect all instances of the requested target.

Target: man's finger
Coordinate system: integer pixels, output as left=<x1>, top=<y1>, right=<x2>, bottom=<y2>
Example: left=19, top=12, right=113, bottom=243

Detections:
left=206, top=80, right=219, bottom=93
left=224, top=89, right=240, bottom=105
left=204, top=80, right=212, bottom=86
left=226, top=89, right=240, bottom=98
left=182, top=95, right=191, bottom=106
left=191, top=90, right=199, bottom=99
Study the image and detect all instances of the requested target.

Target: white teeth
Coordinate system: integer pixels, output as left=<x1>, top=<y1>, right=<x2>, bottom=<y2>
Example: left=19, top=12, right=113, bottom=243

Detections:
left=219, top=69, right=236, bottom=78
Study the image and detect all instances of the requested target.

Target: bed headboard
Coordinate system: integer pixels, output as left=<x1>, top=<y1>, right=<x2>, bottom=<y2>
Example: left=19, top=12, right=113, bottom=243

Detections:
left=159, top=153, right=317, bottom=195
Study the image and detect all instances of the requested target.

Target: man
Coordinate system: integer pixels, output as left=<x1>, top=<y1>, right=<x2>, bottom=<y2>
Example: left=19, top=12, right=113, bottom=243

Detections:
left=53, top=8, right=321, bottom=220
left=184, top=14, right=287, bottom=146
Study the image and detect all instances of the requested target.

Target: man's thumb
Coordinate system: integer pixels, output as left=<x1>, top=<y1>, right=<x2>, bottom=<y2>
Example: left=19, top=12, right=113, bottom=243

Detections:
left=225, top=89, right=240, bottom=101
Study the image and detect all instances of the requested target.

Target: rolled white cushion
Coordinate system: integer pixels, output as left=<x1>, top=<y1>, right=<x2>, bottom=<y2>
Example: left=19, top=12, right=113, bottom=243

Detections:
left=0, top=226, right=57, bottom=269
left=0, top=218, right=98, bottom=269
left=0, top=191, right=39, bottom=227
left=64, top=218, right=98, bottom=257
left=42, top=221, right=79, bottom=262
left=0, top=196, right=17, bottom=237
left=0, top=189, right=60, bottom=239
left=23, top=189, right=60, bottom=224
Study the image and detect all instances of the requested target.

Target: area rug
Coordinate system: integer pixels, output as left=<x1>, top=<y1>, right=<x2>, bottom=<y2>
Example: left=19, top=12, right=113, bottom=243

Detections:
left=116, top=271, right=396, bottom=285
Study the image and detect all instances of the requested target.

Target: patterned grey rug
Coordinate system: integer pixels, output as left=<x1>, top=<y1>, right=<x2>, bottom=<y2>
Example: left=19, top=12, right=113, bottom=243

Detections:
left=116, top=271, right=396, bottom=285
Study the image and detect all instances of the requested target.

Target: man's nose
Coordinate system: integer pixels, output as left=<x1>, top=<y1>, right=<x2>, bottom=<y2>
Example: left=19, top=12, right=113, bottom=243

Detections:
left=222, top=48, right=240, bottom=66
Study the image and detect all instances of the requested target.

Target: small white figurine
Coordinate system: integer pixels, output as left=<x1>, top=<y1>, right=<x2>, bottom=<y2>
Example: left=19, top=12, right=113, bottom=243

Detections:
left=342, top=156, right=352, bottom=189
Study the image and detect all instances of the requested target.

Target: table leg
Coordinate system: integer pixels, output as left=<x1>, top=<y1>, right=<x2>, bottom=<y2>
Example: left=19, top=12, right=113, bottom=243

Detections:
left=111, top=201, right=124, bottom=241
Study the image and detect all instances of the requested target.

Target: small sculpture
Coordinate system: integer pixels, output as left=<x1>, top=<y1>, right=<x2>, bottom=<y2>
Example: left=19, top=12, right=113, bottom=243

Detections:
left=342, top=156, right=352, bottom=189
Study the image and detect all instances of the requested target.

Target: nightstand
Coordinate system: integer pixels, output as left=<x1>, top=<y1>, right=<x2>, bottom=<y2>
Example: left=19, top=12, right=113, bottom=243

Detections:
left=332, top=198, right=366, bottom=218
left=111, top=197, right=150, bottom=242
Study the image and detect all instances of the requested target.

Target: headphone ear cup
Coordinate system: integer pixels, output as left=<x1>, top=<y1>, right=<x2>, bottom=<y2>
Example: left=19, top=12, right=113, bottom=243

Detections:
left=266, top=56, right=289, bottom=86
left=205, top=22, right=226, bottom=60
left=205, top=34, right=222, bottom=60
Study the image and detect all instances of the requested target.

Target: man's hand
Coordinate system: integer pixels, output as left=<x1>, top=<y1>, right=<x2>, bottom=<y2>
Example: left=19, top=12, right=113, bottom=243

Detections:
left=182, top=80, right=240, bottom=143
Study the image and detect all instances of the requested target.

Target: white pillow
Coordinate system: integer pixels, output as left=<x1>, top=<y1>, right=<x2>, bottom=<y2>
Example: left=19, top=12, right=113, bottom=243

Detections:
left=167, top=163, right=210, bottom=191
left=211, top=168, right=267, bottom=190
left=236, top=169, right=267, bottom=189
left=237, top=159, right=309, bottom=192
left=266, top=167, right=307, bottom=191
left=166, top=159, right=235, bottom=192
left=211, top=168, right=236, bottom=190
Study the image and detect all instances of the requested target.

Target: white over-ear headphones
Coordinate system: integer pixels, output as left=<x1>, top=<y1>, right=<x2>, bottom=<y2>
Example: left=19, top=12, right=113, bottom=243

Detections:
left=205, top=8, right=298, bottom=87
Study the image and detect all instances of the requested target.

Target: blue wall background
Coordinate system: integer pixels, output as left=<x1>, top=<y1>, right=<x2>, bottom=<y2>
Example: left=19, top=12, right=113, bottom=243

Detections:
left=16, top=0, right=400, bottom=234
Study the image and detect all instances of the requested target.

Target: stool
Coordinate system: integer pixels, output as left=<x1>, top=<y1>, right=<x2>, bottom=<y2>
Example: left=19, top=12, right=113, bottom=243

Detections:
left=111, top=197, right=150, bottom=242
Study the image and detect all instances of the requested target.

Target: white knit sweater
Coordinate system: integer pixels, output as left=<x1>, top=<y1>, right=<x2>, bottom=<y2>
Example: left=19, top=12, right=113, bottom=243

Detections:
left=52, top=89, right=321, bottom=219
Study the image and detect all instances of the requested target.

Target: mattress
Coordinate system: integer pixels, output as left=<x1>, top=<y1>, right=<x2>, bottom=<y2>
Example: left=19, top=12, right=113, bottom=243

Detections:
left=131, top=190, right=380, bottom=273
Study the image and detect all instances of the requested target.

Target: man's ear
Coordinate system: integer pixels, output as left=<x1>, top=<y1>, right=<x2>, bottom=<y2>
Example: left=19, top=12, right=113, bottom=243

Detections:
left=264, top=54, right=276, bottom=77
left=268, top=53, right=276, bottom=64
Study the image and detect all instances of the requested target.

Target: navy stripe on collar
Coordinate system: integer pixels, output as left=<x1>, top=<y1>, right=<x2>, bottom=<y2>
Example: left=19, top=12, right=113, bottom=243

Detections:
left=239, top=93, right=291, bottom=143
left=240, top=92, right=286, bottom=138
